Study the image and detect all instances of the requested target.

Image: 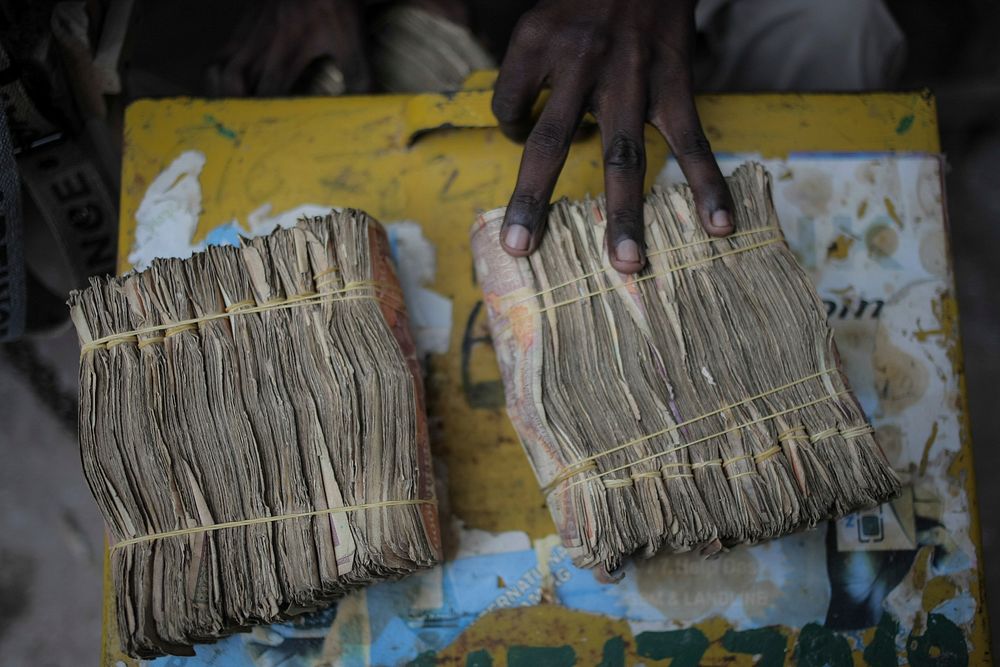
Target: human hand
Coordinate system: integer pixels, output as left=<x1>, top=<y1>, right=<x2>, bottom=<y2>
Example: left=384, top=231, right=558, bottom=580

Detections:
left=493, top=0, right=734, bottom=273
left=207, top=0, right=371, bottom=97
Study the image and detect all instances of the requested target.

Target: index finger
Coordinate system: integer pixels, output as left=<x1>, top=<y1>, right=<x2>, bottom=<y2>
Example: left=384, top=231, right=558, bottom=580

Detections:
left=492, top=53, right=543, bottom=143
left=500, top=82, right=587, bottom=256
left=649, top=66, right=734, bottom=236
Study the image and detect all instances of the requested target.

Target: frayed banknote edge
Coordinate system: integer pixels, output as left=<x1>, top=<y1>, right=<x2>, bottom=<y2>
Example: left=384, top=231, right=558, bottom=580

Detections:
left=128, top=152, right=453, bottom=357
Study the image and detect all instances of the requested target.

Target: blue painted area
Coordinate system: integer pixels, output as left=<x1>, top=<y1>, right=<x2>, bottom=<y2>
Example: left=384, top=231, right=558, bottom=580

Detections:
left=364, top=549, right=539, bottom=662
left=151, top=608, right=335, bottom=667
left=203, top=222, right=244, bottom=248
left=386, top=226, right=401, bottom=263
left=147, top=548, right=545, bottom=666
left=932, top=593, right=976, bottom=627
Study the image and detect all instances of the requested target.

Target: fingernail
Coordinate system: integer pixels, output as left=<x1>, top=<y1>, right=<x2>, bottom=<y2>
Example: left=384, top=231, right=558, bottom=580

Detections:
left=614, top=239, right=642, bottom=264
left=503, top=224, right=531, bottom=252
left=710, top=210, right=733, bottom=230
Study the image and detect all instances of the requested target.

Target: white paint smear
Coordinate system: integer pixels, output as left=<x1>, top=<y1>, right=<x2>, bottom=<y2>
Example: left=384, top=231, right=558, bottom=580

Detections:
left=247, top=202, right=339, bottom=237
left=452, top=516, right=531, bottom=559
left=386, top=222, right=453, bottom=357
left=129, top=150, right=206, bottom=270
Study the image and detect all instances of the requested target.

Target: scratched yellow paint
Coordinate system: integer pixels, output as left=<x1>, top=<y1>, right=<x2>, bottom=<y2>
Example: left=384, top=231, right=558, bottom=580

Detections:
left=103, top=89, right=986, bottom=666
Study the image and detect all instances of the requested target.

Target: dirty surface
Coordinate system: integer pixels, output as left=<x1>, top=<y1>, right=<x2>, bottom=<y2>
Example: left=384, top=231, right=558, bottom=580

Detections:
left=77, top=92, right=983, bottom=667
left=0, top=86, right=997, bottom=666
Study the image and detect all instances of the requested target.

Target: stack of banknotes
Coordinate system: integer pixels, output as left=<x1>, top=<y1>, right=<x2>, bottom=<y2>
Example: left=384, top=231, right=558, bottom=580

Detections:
left=70, top=211, right=440, bottom=657
left=471, top=162, right=900, bottom=580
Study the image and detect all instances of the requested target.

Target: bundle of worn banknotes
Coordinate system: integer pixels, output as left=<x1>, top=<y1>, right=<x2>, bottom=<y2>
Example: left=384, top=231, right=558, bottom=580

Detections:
left=73, top=161, right=898, bottom=656
left=70, top=211, right=441, bottom=657
left=471, top=163, right=900, bottom=580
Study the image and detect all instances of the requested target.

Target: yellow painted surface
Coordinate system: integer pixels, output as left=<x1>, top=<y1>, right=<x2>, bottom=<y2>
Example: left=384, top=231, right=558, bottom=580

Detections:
left=104, top=90, right=987, bottom=666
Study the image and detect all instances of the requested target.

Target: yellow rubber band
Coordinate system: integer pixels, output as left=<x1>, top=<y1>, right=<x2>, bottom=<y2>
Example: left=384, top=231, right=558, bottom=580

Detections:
left=753, top=446, right=783, bottom=463
left=105, top=336, right=137, bottom=349
left=110, top=498, right=436, bottom=551
left=541, top=367, right=837, bottom=494
left=313, top=266, right=341, bottom=280
left=225, top=300, right=256, bottom=313
left=777, top=426, right=807, bottom=440
left=841, top=424, right=875, bottom=439
left=529, top=238, right=782, bottom=316
left=809, top=428, right=839, bottom=443
left=79, top=281, right=390, bottom=355
left=164, top=323, right=196, bottom=338
left=137, top=337, right=164, bottom=350
left=551, top=390, right=851, bottom=497
left=504, top=226, right=781, bottom=306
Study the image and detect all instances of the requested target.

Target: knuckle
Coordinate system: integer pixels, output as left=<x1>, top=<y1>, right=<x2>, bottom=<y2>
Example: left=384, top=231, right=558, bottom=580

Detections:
left=492, top=93, right=523, bottom=125
left=578, top=31, right=609, bottom=58
left=608, top=208, right=643, bottom=235
left=658, top=54, right=690, bottom=83
left=508, top=193, right=545, bottom=228
left=604, top=131, right=645, bottom=174
left=552, top=20, right=608, bottom=60
left=512, top=14, right=549, bottom=47
left=526, top=120, right=572, bottom=159
left=673, top=129, right=714, bottom=161
left=618, top=46, right=650, bottom=71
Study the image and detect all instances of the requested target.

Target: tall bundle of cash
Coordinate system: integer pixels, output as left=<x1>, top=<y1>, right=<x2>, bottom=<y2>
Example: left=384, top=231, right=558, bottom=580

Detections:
left=471, top=163, right=899, bottom=579
left=69, top=211, right=441, bottom=658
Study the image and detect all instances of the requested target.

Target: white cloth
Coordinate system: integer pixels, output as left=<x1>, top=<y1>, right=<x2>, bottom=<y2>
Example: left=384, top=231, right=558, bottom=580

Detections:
left=695, top=0, right=906, bottom=91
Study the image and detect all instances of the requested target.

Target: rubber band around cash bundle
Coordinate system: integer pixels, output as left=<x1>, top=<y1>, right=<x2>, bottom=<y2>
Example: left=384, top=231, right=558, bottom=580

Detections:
left=78, top=280, right=400, bottom=355
left=502, top=225, right=783, bottom=307
left=541, top=367, right=839, bottom=495
left=110, top=498, right=438, bottom=551
left=493, top=237, right=784, bottom=339
left=471, top=162, right=901, bottom=574
left=548, top=389, right=859, bottom=497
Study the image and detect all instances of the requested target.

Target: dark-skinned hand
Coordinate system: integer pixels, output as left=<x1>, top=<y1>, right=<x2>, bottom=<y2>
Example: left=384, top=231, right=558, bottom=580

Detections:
left=492, top=0, right=735, bottom=273
left=206, top=0, right=371, bottom=97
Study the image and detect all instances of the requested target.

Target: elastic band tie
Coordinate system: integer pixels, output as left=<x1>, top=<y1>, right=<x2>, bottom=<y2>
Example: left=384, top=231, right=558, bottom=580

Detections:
left=164, top=323, right=196, bottom=338
left=551, top=390, right=851, bottom=498
left=106, top=336, right=137, bottom=349
left=778, top=426, right=809, bottom=441
left=78, top=281, right=390, bottom=355
left=110, top=498, right=436, bottom=551
left=841, top=424, right=874, bottom=439
left=503, top=226, right=781, bottom=306
left=225, top=300, right=255, bottom=313
left=809, top=427, right=839, bottom=443
left=753, top=446, right=783, bottom=463
left=137, top=337, right=164, bottom=350
left=498, top=238, right=782, bottom=329
left=540, top=367, right=837, bottom=494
